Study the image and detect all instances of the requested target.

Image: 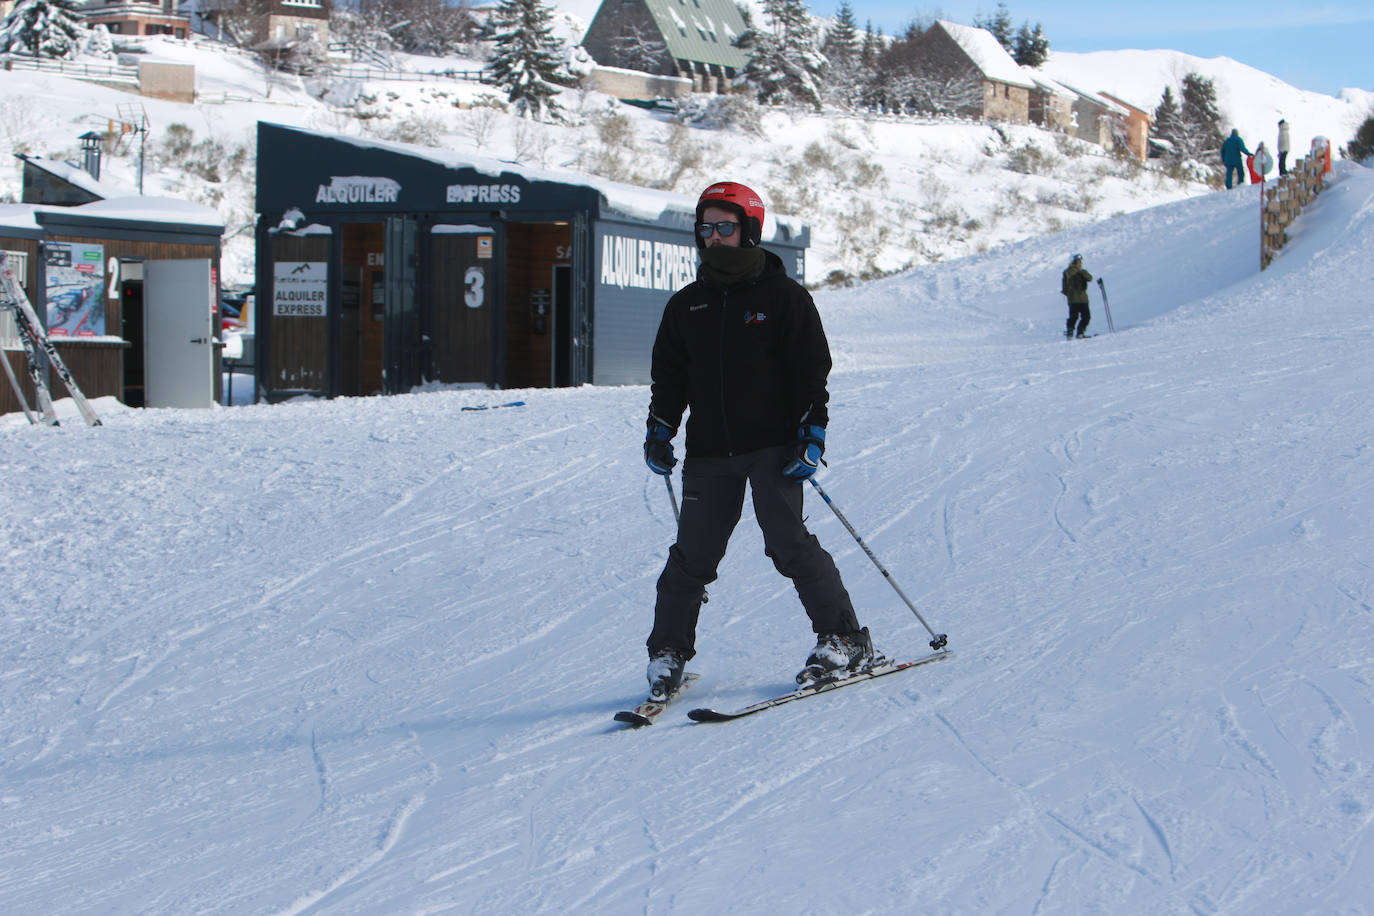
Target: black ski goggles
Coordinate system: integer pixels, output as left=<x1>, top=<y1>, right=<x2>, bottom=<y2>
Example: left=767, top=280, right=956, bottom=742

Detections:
left=695, top=220, right=740, bottom=239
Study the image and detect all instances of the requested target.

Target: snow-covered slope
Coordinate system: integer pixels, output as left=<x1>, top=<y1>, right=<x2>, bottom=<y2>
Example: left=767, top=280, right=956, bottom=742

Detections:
left=4, top=162, right=1374, bottom=912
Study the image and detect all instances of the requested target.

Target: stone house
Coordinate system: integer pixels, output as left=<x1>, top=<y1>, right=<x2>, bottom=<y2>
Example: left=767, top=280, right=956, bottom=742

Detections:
left=1051, top=77, right=1129, bottom=152
left=1023, top=70, right=1075, bottom=132
left=907, top=20, right=1033, bottom=123
left=1101, top=92, right=1152, bottom=161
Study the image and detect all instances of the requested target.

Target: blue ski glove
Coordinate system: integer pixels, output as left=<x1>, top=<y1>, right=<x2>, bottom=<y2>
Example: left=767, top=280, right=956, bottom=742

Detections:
left=644, top=423, right=677, bottom=476
left=781, top=425, right=825, bottom=480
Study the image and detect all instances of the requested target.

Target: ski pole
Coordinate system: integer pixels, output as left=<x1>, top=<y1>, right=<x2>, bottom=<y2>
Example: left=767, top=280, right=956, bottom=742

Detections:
left=0, top=334, right=37, bottom=424
left=807, top=477, right=948, bottom=650
left=664, top=474, right=681, bottom=522
left=665, top=474, right=708, bottom=604
left=1096, top=277, right=1116, bottom=333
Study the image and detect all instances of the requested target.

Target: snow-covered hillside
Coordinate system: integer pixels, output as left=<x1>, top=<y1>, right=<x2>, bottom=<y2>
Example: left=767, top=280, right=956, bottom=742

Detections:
left=4, top=152, right=1373, bottom=912
left=1041, top=48, right=1374, bottom=154
left=2, top=29, right=1367, bottom=287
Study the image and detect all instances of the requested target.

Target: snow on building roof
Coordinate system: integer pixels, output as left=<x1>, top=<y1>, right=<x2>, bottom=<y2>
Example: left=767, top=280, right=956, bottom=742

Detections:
left=640, top=0, right=748, bottom=70
left=0, top=204, right=44, bottom=234
left=62, top=196, right=225, bottom=228
left=16, top=154, right=133, bottom=199
left=1, top=197, right=224, bottom=234
left=935, top=20, right=1035, bottom=89
left=1049, top=75, right=1130, bottom=114
left=1020, top=67, right=1075, bottom=96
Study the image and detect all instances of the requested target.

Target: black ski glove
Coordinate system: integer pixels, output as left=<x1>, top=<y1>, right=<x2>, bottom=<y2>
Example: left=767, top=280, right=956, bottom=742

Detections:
left=644, top=423, right=677, bottom=476
left=781, top=425, right=825, bottom=481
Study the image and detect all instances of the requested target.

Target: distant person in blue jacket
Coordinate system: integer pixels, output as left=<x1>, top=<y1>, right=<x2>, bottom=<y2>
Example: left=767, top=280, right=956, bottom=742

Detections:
left=1221, top=129, right=1251, bottom=189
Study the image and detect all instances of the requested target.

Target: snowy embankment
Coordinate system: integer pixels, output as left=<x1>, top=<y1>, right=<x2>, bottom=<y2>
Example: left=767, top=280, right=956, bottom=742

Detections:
left=3, top=166, right=1374, bottom=913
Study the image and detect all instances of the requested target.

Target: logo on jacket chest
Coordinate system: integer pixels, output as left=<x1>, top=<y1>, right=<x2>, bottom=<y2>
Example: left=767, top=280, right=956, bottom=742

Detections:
left=743, top=312, right=767, bottom=325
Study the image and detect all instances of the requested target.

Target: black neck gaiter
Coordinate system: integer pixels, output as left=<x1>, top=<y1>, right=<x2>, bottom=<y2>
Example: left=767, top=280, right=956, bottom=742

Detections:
left=699, top=245, right=766, bottom=288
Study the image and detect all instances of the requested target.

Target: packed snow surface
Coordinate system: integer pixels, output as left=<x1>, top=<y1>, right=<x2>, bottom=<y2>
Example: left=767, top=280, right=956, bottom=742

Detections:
left=3, top=165, right=1374, bottom=913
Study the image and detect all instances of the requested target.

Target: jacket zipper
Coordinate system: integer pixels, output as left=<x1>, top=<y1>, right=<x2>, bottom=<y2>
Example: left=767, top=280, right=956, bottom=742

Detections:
left=718, top=289, right=734, bottom=456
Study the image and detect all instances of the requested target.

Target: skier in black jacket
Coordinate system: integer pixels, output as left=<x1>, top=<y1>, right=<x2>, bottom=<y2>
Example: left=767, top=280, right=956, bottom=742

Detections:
left=640, top=181, right=877, bottom=699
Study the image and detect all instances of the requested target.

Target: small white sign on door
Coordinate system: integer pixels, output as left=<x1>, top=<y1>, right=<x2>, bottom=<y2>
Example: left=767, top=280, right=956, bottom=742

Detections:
left=273, top=261, right=328, bottom=317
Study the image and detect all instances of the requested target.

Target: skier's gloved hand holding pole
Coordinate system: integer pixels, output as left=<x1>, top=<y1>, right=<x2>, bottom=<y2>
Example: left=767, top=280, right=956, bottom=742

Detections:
left=644, top=423, right=677, bottom=476
left=781, top=424, right=825, bottom=480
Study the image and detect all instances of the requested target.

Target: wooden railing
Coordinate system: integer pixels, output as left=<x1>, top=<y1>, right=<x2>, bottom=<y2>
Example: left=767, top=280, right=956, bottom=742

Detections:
left=1261, top=153, right=1327, bottom=269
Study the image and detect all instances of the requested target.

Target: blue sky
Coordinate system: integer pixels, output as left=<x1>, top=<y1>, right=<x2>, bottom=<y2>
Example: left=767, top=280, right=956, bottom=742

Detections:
left=847, top=1, right=1374, bottom=96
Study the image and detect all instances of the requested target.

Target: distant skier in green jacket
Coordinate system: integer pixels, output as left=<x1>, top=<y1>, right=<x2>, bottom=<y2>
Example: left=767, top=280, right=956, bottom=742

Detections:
left=1221, top=129, right=1251, bottom=189
left=1061, top=253, right=1092, bottom=339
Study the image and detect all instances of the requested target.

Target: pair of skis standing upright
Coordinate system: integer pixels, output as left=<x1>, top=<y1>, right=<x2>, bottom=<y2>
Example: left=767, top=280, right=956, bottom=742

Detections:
left=616, top=475, right=951, bottom=727
left=0, top=252, right=102, bottom=427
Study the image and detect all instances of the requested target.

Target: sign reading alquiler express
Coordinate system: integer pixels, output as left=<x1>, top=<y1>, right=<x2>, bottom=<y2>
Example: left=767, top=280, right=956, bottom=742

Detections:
left=273, top=261, right=327, bottom=317
left=598, top=234, right=696, bottom=293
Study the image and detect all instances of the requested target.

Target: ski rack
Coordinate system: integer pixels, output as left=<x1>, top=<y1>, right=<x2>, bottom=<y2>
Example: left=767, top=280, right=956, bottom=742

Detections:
left=0, top=251, right=102, bottom=426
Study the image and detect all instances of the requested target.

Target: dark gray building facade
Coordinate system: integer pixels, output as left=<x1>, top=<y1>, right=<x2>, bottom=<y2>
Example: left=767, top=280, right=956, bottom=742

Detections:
left=253, top=122, right=808, bottom=399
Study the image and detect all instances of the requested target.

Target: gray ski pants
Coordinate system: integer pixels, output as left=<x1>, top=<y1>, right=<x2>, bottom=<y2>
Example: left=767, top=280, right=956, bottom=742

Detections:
left=647, top=446, right=859, bottom=658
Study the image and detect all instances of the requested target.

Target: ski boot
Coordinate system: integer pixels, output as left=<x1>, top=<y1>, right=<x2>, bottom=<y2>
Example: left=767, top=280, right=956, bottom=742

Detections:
left=646, top=648, right=688, bottom=701
left=796, top=627, right=880, bottom=687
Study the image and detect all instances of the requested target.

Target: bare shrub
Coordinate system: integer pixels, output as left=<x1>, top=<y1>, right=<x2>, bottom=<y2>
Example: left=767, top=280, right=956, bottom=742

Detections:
left=388, top=114, right=445, bottom=147
left=1006, top=141, right=1060, bottom=175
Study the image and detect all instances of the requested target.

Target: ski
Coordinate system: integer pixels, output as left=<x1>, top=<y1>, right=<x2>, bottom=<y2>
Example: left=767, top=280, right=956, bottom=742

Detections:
left=687, top=651, right=950, bottom=723
left=0, top=252, right=101, bottom=427
left=614, top=672, right=701, bottom=727
left=460, top=400, right=526, bottom=412
left=1096, top=278, right=1116, bottom=333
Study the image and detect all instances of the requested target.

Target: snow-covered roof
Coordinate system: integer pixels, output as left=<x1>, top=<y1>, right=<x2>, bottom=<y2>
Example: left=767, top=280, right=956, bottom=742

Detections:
left=935, top=20, right=1035, bottom=89
left=1020, top=67, right=1075, bottom=97
left=16, top=154, right=132, bottom=199
left=61, top=196, right=224, bottom=228
left=1049, top=75, right=1130, bottom=114
left=0, top=204, right=44, bottom=234
left=1, top=197, right=224, bottom=234
left=1100, top=92, right=1151, bottom=117
left=637, top=0, right=748, bottom=70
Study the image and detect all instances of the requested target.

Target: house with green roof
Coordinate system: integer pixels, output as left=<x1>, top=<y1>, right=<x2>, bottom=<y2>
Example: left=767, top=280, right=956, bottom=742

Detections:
left=580, top=0, right=748, bottom=93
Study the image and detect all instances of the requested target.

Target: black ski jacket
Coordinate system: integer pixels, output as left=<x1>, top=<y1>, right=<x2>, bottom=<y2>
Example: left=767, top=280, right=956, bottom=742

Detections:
left=647, top=249, right=832, bottom=459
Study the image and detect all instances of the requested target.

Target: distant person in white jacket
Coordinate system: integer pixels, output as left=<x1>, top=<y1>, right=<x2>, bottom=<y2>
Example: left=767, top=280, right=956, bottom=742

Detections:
left=1278, top=119, right=1292, bottom=176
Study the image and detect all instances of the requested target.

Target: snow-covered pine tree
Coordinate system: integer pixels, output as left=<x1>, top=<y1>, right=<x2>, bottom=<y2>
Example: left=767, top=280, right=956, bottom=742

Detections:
left=859, top=20, right=881, bottom=71
left=1151, top=85, right=1186, bottom=164
left=83, top=22, right=113, bottom=58
left=484, top=0, right=575, bottom=120
left=820, top=1, right=861, bottom=108
left=973, top=2, right=1014, bottom=54
left=0, top=0, right=88, bottom=59
left=737, top=0, right=827, bottom=112
left=1012, top=21, right=1048, bottom=68
left=1178, top=72, right=1224, bottom=161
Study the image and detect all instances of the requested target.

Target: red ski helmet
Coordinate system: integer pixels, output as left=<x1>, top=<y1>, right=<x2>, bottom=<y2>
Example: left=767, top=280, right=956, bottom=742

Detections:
left=696, top=181, right=764, bottom=248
